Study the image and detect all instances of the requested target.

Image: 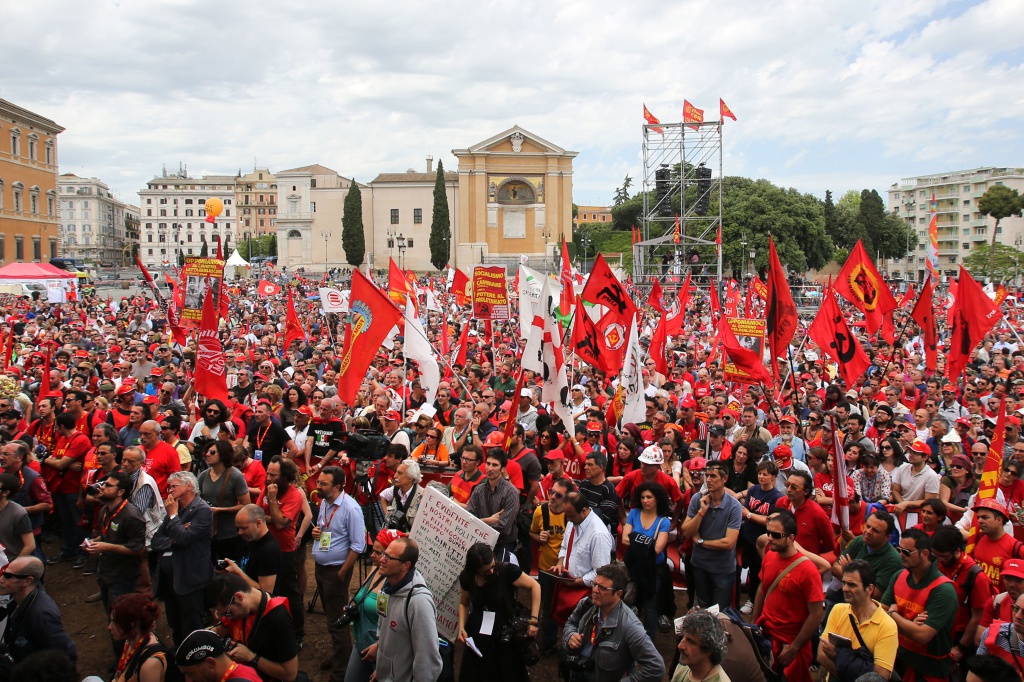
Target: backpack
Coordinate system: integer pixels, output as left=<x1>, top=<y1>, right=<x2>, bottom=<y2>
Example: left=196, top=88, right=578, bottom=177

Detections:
left=721, top=608, right=779, bottom=682
left=403, top=585, right=453, bottom=682
left=128, top=641, right=184, bottom=682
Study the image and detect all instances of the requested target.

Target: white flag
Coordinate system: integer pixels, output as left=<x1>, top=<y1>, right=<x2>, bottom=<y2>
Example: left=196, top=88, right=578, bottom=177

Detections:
left=620, top=314, right=646, bottom=424
left=319, top=287, right=349, bottom=313
left=425, top=288, right=442, bottom=313
left=404, top=300, right=440, bottom=403
left=522, top=278, right=575, bottom=439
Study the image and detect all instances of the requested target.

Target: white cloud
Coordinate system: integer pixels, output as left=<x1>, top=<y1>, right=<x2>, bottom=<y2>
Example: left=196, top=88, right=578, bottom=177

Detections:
left=1, top=0, right=1022, bottom=208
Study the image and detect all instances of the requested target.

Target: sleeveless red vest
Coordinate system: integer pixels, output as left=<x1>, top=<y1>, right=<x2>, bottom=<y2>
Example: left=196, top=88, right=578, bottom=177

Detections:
left=892, top=570, right=953, bottom=658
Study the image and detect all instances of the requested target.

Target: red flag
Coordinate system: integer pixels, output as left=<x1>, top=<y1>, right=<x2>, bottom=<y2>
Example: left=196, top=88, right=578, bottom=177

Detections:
left=643, top=104, right=663, bottom=134
left=559, top=237, right=574, bottom=316
left=724, top=280, right=741, bottom=317
left=502, top=368, right=529, bottom=450
left=910, top=279, right=937, bottom=372
left=193, top=286, right=229, bottom=404
left=451, top=323, right=470, bottom=371
left=719, top=316, right=772, bottom=385
left=256, top=280, right=281, bottom=296
left=765, top=237, right=798, bottom=362
left=167, top=306, right=188, bottom=347
left=452, top=268, right=470, bottom=306
left=570, top=297, right=609, bottom=373
left=946, top=276, right=958, bottom=327
left=649, top=315, right=669, bottom=376
left=719, top=98, right=737, bottom=122
left=808, top=285, right=871, bottom=387
left=216, top=238, right=223, bottom=261
left=581, top=253, right=638, bottom=327
left=337, top=269, right=403, bottom=405
left=947, top=265, right=1003, bottom=380
left=833, top=240, right=898, bottom=335
left=995, top=284, right=1009, bottom=307
left=594, top=311, right=629, bottom=376
left=285, top=289, right=306, bottom=350
left=897, top=284, right=916, bottom=309
left=677, top=272, right=692, bottom=314
left=709, top=282, right=721, bottom=319
left=388, top=258, right=410, bottom=307
left=673, top=216, right=681, bottom=245
left=715, top=224, right=722, bottom=246
left=650, top=280, right=666, bottom=314
left=967, top=395, right=1007, bottom=556
left=39, top=342, right=52, bottom=399
left=134, top=251, right=163, bottom=302
left=1, top=318, right=16, bottom=371
left=683, top=100, right=704, bottom=130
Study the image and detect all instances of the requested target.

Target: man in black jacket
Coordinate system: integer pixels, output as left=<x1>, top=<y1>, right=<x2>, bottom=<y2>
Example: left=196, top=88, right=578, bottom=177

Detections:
left=152, top=470, right=213, bottom=645
left=0, top=556, right=77, bottom=666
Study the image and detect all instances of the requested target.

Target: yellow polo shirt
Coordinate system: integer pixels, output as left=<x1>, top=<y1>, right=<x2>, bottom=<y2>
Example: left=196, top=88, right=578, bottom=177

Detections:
left=821, top=601, right=898, bottom=675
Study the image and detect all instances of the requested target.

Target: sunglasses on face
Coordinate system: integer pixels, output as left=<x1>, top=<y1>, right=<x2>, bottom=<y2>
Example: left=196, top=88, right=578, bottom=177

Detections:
left=897, top=547, right=919, bottom=557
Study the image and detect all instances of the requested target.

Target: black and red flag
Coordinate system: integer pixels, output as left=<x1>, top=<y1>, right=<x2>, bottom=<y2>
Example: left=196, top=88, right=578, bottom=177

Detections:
left=833, top=240, right=897, bottom=336
left=947, top=266, right=1002, bottom=381
left=570, top=296, right=609, bottom=374
left=765, top=237, right=798, bottom=362
left=910, top=278, right=938, bottom=372
left=581, top=253, right=638, bottom=327
left=808, top=282, right=870, bottom=387
left=719, top=316, right=772, bottom=385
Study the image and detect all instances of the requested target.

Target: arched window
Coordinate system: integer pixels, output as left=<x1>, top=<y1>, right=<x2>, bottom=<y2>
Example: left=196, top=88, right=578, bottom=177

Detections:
left=288, top=230, right=302, bottom=238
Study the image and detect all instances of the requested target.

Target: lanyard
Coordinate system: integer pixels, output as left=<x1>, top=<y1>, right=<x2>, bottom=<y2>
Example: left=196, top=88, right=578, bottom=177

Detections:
left=254, top=424, right=271, bottom=449
left=219, top=662, right=239, bottom=682
left=102, top=500, right=128, bottom=537
left=321, top=495, right=344, bottom=529
left=115, top=636, right=147, bottom=677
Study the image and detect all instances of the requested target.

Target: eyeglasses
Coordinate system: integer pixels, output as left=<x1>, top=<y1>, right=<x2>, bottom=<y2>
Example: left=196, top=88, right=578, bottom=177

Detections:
left=379, top=552, right=405, bottom=564
left=950, top=464, right=966, bottom=470
left=593, top=583, right=614, bottom=593
left=425, top=434, right=438, bottom=439
left=1, top=571, right=30, bottom=580
left=882, top=445, right=893, bottom=450
left=461, top=457, right=477, bottom=463
left=808, top=418, right=821, bottom=423
left=206, top=410, right=221, bottom=415
left=549, top=491, right=565, bottom=500
left=897, top=547, right=919, bottom=557
left=765, top=531, right=785, bottom=540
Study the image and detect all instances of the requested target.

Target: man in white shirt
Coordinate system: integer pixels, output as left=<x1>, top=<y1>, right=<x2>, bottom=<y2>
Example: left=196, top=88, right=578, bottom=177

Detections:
left=551, top=491, right=613, bottom=587
left=285, top=406, right=312, bottom=455
left=891, top=439, right=941, bottom=529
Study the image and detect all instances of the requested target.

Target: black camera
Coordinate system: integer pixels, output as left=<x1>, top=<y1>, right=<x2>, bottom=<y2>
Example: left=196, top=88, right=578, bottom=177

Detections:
left=498, top=625, right=514, bottom=645
left=562, top=654, right=594, bottom=672
left=328, top=430, right=388, bottom=462
left=85, top=483, right=102, bottom=497
left=333, top=601, right=360, bottom=627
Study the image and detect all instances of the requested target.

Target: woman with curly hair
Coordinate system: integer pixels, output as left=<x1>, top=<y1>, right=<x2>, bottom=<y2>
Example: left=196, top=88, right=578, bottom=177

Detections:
left=278, top=385, right=308, bottom=428
left=607, top=436, right=639, bottom=485
left=109, top=593, right=166, bottom=682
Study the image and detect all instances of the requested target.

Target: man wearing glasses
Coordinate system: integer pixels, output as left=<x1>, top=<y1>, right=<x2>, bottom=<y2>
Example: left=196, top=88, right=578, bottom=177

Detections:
left=361, top=537, right=442, bottom=682
left=881, top=528, right=959, bottom=681
left=0, top=556, right=77, bottom=666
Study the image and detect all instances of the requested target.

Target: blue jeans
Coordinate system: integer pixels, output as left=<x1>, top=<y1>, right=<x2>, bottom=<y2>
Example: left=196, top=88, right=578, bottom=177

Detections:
left=344, top=646, right=375, bottom=682
left=537, top=571, right=558, bottom=651
left=639, top=570, right=663, bottom=639
left=54, top=493, right=83, bottom=557
left=101, top=576, right=139, bottom=656
left=692, top=565, right=735, bottom=611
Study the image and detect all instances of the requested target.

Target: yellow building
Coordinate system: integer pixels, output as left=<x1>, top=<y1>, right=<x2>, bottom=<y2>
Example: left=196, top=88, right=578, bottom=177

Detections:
left=0, top=99, right=64, bottom=263
left=234, top=168, right=278, bottom=240
left=452, top=126, right=576, bottom=267
left=576, top=205, right=612, bottom=224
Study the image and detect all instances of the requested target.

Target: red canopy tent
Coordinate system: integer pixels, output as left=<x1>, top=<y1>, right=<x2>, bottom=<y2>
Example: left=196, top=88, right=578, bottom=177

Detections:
left=0, top=262, right=77, bottom=279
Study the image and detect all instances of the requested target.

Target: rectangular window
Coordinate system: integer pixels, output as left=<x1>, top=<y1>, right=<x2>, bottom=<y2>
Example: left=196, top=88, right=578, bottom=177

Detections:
left=49, top=239, right=56, bottom=259
left=10, top=133, right=18, bottom=156
left=148, top=249, right=153, bottom=256
left=27, top=139, right=36, bottom=160
left=963, top=243, right=970, bottom=250
left=414, top=208, right=423, bottom=224
left=391, top=209, right=399, bottom=224
left=310, top=202, right=316, bottom=213
left=15, top=237, right=23, bottom=261
left=33, top=238, right=40, bottom=261
left=45, top=145, right=52, bottom=165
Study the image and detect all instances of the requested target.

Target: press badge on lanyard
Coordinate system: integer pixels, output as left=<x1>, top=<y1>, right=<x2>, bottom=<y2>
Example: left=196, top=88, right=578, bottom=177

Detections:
left=376, top=593, right=390, bottom=616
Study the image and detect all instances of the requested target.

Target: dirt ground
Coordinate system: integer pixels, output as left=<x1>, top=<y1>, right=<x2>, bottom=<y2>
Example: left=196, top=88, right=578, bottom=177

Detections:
left=46, top=535, right=687, bottom=681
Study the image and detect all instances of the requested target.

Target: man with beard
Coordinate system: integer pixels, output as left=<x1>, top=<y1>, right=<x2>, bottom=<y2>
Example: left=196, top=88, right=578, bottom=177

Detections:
left=432, top=387, right=456, bottom=427
left=260, top=457, right=309, bottom=649
left=26, top=396, right=58, bottom=456
left=117, top=404, right=146, bottom=449
left=867, top=404, right=895, bottom=449
left=305, top=398, right=346, bottom=478
left=767, top=415, right=809, bottom=463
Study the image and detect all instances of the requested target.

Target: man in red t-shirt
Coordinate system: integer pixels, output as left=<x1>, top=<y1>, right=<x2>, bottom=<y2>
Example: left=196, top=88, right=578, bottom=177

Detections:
left=977, top=557, right=1024, bottom=640
left=259, top=456, right=308, bottom=644
left=972, top=498, right=1024, bottom=588
left=775, top=470, right=835, bottom=559
left=615, top=445, right=683, bottom=522
left=138, top=420, right=181, bottom=495
left=752, top=509, right=824, bottom=682
left=41, top=412, right=91, bottom=562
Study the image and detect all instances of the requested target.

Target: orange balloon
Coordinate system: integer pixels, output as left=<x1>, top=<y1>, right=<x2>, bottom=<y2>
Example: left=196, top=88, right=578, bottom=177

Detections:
left=205, top=197, right=224, bottom=218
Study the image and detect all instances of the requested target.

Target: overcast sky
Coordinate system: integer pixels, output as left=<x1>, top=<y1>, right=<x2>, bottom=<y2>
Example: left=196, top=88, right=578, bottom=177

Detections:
left=3, top=0, right=1023, bottom=208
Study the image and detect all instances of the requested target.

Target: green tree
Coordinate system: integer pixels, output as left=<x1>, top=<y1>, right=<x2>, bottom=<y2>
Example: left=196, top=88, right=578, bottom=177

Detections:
left=177, top=251, right=185, bottom=267
left=858, top=189, right=886, bottom=254
left=428, top=161, right=451, bottom=270
left=874, top=211, right=917, bottom=260
left=265, top=233, right=277, bottom=257
left=199, top=239, right=208, bottom=258
left=342, top=180, right=364, bottom=267
left=823, top=190, right=835, bottom=239
left=610, top=193, right=646, bottom=233
left=978, top=184, right=1023, bottom=278
left=613, top=175, right=633, bottom=206
left=964, top=242, right=1024, bottom=282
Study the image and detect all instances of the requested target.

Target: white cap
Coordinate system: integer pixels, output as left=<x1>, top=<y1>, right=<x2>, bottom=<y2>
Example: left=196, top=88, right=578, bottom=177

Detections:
left=638, top=445, right=664, bottom=465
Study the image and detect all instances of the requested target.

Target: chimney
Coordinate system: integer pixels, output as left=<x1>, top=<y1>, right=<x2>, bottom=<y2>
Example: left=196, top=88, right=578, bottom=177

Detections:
left=426, top=155, right=434, bottom=173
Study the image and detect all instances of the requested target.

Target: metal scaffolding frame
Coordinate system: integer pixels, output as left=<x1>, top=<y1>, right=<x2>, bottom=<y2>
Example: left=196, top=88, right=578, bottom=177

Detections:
left=634, top=121, right=723, bottom=283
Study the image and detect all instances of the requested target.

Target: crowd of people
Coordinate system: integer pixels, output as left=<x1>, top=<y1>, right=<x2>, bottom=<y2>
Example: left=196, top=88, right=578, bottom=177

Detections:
left=0, top=268, right=1023, bottom=682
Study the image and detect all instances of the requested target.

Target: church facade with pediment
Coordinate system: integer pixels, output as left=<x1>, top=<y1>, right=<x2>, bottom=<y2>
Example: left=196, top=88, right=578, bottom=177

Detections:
left=452, top=125, right=577, bottom=268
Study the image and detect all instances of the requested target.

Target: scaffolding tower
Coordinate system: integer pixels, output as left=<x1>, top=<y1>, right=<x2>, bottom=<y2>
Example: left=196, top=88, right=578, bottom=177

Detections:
left=634, top=120, right=723, bottom=283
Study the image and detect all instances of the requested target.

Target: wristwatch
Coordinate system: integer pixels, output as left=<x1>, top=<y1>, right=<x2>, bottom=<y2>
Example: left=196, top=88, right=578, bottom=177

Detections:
left=697, top=538, right=704, bottom=545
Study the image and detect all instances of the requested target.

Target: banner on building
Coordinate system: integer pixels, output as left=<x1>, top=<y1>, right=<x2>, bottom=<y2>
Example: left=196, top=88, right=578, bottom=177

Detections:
left=409, top=486, right=498, bottom=641
left=723, top=318, right=766, bottom=384
left=180, top=257, right=225, bottom=325
left=472, top=266, right=510, bottom=319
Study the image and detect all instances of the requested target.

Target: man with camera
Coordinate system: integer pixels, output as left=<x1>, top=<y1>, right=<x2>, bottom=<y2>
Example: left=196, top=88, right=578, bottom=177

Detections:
left=206, top=573, right=299, bottom=682
left=562, top=562, right=664, bottom=682
left=311, top=465, right=365, bottom=679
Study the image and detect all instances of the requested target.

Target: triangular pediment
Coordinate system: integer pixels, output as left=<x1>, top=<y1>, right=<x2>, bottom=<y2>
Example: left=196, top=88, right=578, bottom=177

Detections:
left=460, top=125, right=567, bottom=155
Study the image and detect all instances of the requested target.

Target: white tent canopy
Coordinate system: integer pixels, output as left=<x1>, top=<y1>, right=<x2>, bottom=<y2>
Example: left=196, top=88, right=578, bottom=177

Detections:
left=224, top=250, right=250, bottom=279
left=225, top=250, right=249, bottom=267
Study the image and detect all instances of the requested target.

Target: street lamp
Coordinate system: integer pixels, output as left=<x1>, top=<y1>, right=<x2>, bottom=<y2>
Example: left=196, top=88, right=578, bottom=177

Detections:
left=1015, top=233, right=1022, bottom=290
left=749, top=244, right=757, bottom=279
left=541, top=226, right=552, bottom=272
left=397, top=233, right=407, bottom=270
left=324, top=230, right=332, bottom=273
left=387, top=227, right=398, bottom=264
left=741, top=234, right=747, bottom=279
left=578, top=227, right=592, bottom=273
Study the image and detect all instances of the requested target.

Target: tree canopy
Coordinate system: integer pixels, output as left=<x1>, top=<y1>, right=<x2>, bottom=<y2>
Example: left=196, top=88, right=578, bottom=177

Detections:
left=964, top=241, right=1024, bottom=283
left=342, top=180, right=364, bottom=267
left=978, top=184, right=1023, bottom=278
left=428, top=162, right=451, bottom=271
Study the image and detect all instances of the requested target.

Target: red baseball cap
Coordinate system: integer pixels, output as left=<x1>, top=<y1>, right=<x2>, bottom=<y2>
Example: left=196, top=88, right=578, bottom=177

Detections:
left=382, top=409, right=402, bottom=422
left=296, top=406, right=313, bottom=417
left=1002, top=558, right=1024, bottom=580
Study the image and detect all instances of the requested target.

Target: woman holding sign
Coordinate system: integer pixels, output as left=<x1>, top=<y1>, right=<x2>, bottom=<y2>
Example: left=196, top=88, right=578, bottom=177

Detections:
left=457, top=542, right=541, bottom=681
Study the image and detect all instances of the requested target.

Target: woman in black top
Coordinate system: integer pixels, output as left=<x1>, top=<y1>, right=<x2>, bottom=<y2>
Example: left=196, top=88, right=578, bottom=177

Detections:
left=457, top=543, right=541, bottom=682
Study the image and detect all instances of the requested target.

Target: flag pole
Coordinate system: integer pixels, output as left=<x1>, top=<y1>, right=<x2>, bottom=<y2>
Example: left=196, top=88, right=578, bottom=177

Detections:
left=876, top=307, right=919, bottom=386
left=401, top=311, right=475, bottom=399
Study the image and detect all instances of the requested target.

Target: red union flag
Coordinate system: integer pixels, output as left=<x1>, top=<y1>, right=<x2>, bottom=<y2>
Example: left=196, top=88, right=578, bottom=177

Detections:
left=193, top=285, right=229, bottom=403
left=643, top=104, right=663, bottom=134
left=337, top=269, right=403, bottom=405
left=833, top=240, right=897, bottom=335
left=808, top=284, right=871, bottom=387
left=720, top=98, right=737, bottom=122
left=256, top=280, right=281, bottom=296
left=683, top=100, right=704, bottom=130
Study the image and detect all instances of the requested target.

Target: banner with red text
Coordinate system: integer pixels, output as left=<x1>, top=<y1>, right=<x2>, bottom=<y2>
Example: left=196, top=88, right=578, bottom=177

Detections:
left=472, top=266, right=510, bottom=319
left=723, top=318, right=766, bottom=384
left=180, top=257, right=225, bottom=326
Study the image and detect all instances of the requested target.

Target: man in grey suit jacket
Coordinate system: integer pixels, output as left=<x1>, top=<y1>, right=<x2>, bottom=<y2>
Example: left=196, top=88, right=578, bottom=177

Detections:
left=152, top=470, right=213, bottom=645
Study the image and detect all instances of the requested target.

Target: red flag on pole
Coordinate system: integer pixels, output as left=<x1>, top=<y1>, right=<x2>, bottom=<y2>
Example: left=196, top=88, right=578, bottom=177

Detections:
left=134, top=250, right=163, bottom=302
left=581, top=254, right=638, bottom=327
left=649, top=314, right=670, bottom=376
left=388, top=258, right=410, bottom=307
left=967, top=395, right=1007, bottom=556
left=39, top=341, right=52, bottom=399
left=257, top=280, right=281, bottom=296
left=673, top=216, right=681, bottom=245
left=570, top=296, right=609, bottom=374
left=167, top=306, right=188, bottom=347
left=643, top=104, right=663, bottom=134
left=709, top=282, right=721, bottom=319
left=897, top=284, right=916, bottom=309
left=719, top=98, right=737, bottom=122
left=337, top=270, right=403, bottom=405
left=650, top=280, right=666, bottom=314
left=451, top=323, right=471, bottom=372
left=677, top=272, right=692, bottom=314
left=947, top=265, right=1003, bottom=381
left=833, top=240, right=898, bottom=335
left=765, top=237, right=798, bottom=362
left=719, top=316, right=772, bottom=385
left=452, top=268, right=470, bottom=306
left=683, top=100, right=704, bottom=130
left=808, top=283, right=871, bottom=387
left=284, top=289, right=307, bottom=350
left=1, top=318, right=15, bottom=371
left=193, top=286, right=229, bottom=403
left=910, top=278, right=938, bottom=372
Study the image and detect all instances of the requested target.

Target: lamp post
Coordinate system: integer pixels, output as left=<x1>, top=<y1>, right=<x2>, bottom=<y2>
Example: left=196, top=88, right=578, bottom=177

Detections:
left=541, top=226, right=552, bottom=272
left=741, top=234, right=747, bottom=280
left=324, top=230, right=332, bottom=273
left=1015, top=233, right=1022, bottom=290
left=397, top=233, right=407, bottom=270
left=749, top=244, right=757, bottom=279
left=578, top=227, right=592, bottom=273
left=387, top=227, right=397, bottom=264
